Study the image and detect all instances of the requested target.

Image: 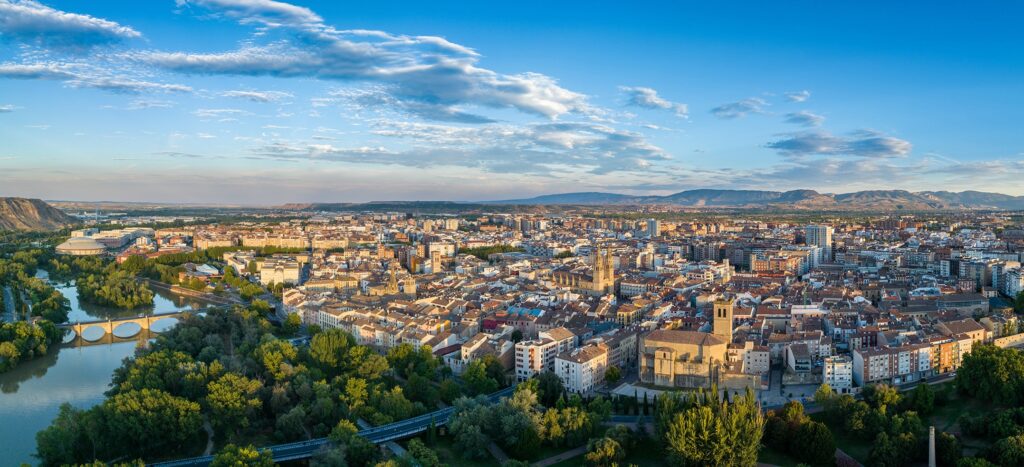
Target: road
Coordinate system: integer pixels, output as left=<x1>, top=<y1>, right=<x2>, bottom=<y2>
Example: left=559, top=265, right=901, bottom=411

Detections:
left=150, top=386, right=516, bottom=467
left=2, top=286, right=15, bottom=323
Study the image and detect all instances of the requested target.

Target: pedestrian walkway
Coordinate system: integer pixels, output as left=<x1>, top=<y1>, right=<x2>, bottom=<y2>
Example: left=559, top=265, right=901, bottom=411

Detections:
left=531, top=445, right=587, bottom=467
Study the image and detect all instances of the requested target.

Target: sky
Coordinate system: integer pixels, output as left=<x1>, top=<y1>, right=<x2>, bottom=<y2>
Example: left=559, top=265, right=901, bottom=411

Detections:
left=1, top=0, right=1023, bottom=204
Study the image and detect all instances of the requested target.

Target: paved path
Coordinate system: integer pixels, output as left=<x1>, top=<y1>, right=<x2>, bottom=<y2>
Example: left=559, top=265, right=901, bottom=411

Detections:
left=835, top=447, right=861, bottom=467
left=202, top=420, right=215, bottom=456
left=2, top=286, right=15, bottom=322
left=486, top=442, right=510, bottom=465
left=531, top=445, right=587, bottom=467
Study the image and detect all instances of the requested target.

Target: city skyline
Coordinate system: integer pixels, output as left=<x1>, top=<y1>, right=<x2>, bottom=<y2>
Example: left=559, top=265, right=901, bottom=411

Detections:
left=3, top=0, right=1024, bottom=203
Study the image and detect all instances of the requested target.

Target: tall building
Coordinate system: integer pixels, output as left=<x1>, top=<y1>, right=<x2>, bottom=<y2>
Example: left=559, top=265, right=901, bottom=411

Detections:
left=430, top=250, right=442, bottom=274
left=646, top=218, right=660, bottom=238
left=805, top=225, right=834, bottom=264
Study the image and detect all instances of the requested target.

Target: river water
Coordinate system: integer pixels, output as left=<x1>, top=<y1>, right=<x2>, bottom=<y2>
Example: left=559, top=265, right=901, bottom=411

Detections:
left=0, top=271, right=208, bottom=464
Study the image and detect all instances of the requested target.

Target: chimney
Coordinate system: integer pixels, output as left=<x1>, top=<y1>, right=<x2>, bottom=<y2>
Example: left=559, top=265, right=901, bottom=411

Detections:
left=928, top=425, right=936, bottom=467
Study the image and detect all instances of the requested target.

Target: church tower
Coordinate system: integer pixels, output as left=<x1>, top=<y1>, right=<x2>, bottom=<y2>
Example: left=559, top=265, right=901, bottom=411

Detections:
left=386, top=268, right=399, bottom=295
left=591, top=244, right=615, bottom=294
left=713, top=298, right=734, bottom=342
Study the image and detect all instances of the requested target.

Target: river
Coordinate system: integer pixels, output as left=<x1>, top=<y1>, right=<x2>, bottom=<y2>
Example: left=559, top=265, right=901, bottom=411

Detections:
left=0, top=271, right=209, bottom=464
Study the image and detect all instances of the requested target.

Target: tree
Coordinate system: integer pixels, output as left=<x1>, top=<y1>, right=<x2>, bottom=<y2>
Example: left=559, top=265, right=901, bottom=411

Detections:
left=102, top=389, right=203, bottom=458
left=207, top=373, right=263, bottom=435
left=584, top=437, right=625, bottom=466
left=992, top=434, right=1024, bottom=467
left=510, top=329, right=524, bottom=343
left=407, top=438, right=442, bottom=467
left=535, top=371, right=565, bottom=407
left=956, top=344, right=1024, bottom=406
left=211, top=444, right=274, bottom=467
left=814, top=383, right=835, bottom=408
left=310, top=328, right=355, bottom=372
left=463, top=359, right=498, bottom=395
left=936, top=432, right=962, bottom=467
left=439, top=378, right=462, bottom=404
left=448, top=396, right=494, bottom=459
left=862, top=384, right=902, bottom=410
left=1015, top=291, right=1024, bottom=314
left=282, top=313, right=302, bottom=335
left=793, top=421, right=835, bottom=466
left=661, top=388, right=764, bottom=466
left=35, top=403, right=94, bottom=465
left=605, top=366, right=622, bottom=384
left=906, top=383, right=935, bottom=415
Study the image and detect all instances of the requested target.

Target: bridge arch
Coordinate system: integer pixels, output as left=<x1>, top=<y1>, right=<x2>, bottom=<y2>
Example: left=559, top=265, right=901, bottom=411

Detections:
left=113, top=321, right=143, bottom=338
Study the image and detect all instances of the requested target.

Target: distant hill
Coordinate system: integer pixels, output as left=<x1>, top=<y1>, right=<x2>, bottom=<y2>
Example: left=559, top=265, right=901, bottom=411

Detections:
left=488, top=192, right=638, bottom=205
left=0, top=197, right=76, bottom=231
left=487, top=189, right=1024, bottom=210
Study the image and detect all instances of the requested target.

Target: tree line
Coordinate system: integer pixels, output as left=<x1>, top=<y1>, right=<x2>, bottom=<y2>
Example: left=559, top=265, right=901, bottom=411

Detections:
left=33, top=304, right=488, bottom=466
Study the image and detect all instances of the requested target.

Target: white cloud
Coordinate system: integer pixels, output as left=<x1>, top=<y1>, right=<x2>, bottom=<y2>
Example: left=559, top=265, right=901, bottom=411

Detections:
left=710, top=97, right=768, bottom=119
left=766, top=129, right=911, bottom=158
left=0, top=62, right=192, bottom=93
left=783, top=110, right=825, bottom=127
left=0, top=0, right=140, bottom=49
left=0, top=104, right=17, bottom=112
left=784, top=90, right=810, bottom=102
left=193, top=108, right=249, bottom=118
left=137, top=1, right=594, bottom=121
left=619, top=86, right=687, bottom=117
left=221, top=89, right=293, bottom=102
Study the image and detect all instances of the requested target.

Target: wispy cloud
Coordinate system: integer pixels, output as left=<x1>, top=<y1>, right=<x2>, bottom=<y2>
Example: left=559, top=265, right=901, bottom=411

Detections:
left=766, top=129, right=911, bottom=158
left=784, top=90, right=810, bottom=102
left=783, top=110, right=824, bottom=127
left=619, top=86, right=687, bottom=117
left=252, top=119, right=670, bottom=175
left=192, top=108, right=249, bottom=118
left=136, top=1, right=595, bottom=121
left=0, top=0, right=140, bottom=49
left=0, top=104, right=17, bottom=112
left=710, top=97, right=768, bottom=119
left=221, top=89, right=293, bottom=102
left=0, top=62, right=192, bottom=93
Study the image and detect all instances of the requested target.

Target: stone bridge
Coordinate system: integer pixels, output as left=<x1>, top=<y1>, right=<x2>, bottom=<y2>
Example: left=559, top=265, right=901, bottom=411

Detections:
left=59, top=310, right=191, bottom=341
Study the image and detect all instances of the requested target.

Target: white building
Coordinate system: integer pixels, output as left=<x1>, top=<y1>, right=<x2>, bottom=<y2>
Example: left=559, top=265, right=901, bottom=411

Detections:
left=260, top=257, right=302, bottom=285
left=514, top=327, right=577, bottom=381
left=555, top=342, right=608, bottom=394
left=823, top=355, right=853, bottom=394
left=805, top=225, right=834, bottom=264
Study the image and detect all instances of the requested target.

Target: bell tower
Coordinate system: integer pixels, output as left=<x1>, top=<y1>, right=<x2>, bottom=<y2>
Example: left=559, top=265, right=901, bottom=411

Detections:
left=713, top=298, right=734, bottom=342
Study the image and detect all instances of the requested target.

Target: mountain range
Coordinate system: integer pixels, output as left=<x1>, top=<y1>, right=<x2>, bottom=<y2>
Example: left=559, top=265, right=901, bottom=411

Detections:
left=0, top=197, right=76, bottom=231
left=488, top=189, right=1024, bottom=210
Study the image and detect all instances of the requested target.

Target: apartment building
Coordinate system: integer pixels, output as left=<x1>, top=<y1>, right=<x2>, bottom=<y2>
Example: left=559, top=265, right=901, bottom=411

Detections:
left=555, top=342, right=609, bottom=394
left=514, top=327, right=577, bottom=381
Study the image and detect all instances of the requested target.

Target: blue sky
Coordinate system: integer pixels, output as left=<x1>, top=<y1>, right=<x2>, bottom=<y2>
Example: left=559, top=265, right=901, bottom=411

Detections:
left=1, top=0, right=1023, bottom=204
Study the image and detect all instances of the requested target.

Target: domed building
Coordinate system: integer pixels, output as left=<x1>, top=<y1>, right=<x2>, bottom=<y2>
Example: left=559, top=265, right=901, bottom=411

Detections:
left=56, top=237, right=106, bottom=256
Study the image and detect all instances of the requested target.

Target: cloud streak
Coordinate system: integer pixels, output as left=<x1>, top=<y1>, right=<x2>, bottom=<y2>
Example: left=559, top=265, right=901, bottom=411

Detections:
left=766, top=129, right=911, bottom=158
left=619, top=86, right=687, bottom=117
left=710, top=97, right=767, bottom=119
left=221, top=89, right=293, bottom=102
left=0, top=62, right=192, bottom=93
left=784, top=90, right=810, bottom=102
left=0, top=0, right=140, bottom=49
left=784, top=110, right=824, bottom=127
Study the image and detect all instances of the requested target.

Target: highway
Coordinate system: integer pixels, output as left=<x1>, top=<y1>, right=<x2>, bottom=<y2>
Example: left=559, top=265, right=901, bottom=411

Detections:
left=150, top=385, right=515, bottom=467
